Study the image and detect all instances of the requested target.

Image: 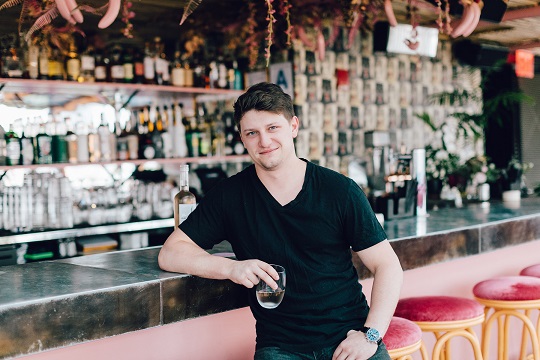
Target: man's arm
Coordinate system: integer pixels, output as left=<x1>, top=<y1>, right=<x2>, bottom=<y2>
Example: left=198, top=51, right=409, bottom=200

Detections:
left=333, top=240, right=403, bottom=360
left=158, top=228, right=279, bottom=289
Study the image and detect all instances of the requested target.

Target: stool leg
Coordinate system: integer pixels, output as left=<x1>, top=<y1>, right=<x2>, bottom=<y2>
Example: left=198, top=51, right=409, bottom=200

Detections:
left=420, top=342, right=429, bottom=360
left=483, top=309, right=540, bottom=360
left=431, top=329, right=483, bottom=360
left=521, top=309, right=532, bottom=360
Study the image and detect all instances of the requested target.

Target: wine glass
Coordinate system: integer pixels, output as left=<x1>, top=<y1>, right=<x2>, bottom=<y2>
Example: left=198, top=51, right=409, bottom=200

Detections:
left=256, top=264, right=286, bottom=309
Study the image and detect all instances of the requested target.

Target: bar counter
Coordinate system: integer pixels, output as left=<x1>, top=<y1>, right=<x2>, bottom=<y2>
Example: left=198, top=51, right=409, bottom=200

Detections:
left=1, top=198, right=540, bottom=359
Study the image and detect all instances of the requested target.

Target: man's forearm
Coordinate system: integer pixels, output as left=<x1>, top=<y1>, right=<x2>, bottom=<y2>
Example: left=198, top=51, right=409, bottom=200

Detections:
left=364, top=258, right=403, bottom=336
left=158, top=229, right=234, bottom=280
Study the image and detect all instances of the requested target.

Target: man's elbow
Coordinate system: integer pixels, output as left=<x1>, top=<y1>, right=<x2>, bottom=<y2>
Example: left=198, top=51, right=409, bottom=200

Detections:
left=158, top=247, right=172, bottom=272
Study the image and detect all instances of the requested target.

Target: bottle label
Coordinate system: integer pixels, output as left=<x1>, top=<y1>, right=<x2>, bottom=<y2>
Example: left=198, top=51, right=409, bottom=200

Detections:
left=81, top=55, right=95, bottom=71
left=171, top=68, right=185, bottom=86
left=135, top=62, right=144, bottom=76
left=48, top=61, right=63, bottom=77
left=124, top=63, right=134, bottom=81
left=111, top=65, right=125, bottom=80
left=67, top=59, right=81, bottom=78
left=6, top=141, right=21, bottom=164
left=95, top=66, right=107, bottom=80
left=144, top=57, right=155, bottom=80
left=178, top=203, right=197, bottom=224
left=143, top=145, right=155, bottom=159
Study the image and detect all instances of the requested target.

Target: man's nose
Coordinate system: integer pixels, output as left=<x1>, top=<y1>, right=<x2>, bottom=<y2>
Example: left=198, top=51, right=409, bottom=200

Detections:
left=259, top=132, right=272, bottom=147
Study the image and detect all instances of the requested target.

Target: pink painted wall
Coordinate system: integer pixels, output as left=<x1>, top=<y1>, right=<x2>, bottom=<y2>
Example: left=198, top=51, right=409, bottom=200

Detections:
left=21, top=239, right=540, bottom=360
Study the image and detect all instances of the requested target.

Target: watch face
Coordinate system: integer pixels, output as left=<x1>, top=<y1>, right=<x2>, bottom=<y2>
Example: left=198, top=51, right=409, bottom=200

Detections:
left=366, top=327, right=380, bottom=342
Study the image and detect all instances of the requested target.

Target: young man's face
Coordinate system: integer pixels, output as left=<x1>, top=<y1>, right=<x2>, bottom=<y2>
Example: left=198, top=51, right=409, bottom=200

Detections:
left=239, top=110, right=299, bottom=171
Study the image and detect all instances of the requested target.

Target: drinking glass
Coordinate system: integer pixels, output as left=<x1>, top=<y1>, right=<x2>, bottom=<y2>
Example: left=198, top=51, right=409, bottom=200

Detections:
left=256, top=264, right=286, bottom=309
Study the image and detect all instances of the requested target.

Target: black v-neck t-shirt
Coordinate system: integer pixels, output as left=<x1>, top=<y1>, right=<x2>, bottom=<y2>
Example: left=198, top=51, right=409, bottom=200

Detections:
left=180, top=160, right=387, bottom=352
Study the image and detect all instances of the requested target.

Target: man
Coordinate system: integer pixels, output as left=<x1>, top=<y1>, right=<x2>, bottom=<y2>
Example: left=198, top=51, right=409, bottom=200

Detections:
left=158, top=82, right=403, bottom=360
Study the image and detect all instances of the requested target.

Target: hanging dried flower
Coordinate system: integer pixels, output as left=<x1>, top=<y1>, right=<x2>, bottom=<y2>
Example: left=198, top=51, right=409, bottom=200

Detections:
left=120, top=1, right=135, bottom=38
left=278, top=0, right=292, bottom=46
left=264, top=0, right=276, bottom=67
left=245, top=1, right=259, bottom=69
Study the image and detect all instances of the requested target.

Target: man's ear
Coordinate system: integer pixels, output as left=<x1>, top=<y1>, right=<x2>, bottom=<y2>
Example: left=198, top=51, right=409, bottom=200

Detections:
left=291, top=116, right=300, bottom=138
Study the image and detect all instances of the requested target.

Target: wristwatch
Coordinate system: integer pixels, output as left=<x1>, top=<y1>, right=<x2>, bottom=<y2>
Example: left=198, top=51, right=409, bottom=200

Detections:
left=360, top=326, right=382, bottom=345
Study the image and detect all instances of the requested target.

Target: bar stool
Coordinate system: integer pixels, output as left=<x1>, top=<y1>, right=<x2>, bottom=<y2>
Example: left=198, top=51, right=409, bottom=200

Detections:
left=383, top=316, right=428, bottom=360
left=394, top=296, right=484, bottom=360
left=473, top=276, right=540, bottom=360
left=521, top=264, right=540, bottom=278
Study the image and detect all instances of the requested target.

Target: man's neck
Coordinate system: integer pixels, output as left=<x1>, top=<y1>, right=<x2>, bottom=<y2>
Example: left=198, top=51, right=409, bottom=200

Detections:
left=255, top=157, right=307, bottom=205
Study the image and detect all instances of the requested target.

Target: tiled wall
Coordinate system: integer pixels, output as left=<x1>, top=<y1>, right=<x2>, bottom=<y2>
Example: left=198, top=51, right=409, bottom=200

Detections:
left=291, top=25, right=483, bottom=173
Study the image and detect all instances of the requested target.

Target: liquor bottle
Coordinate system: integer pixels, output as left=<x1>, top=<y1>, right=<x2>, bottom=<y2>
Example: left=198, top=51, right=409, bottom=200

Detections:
left=88, top=123, right=100, bottom=162
left=133, top=47, right=145, bottom=84
left=3, top=40, right=24, bottom=78
left=126, top=110, right=139, bottom=160
left=197, top=104, right=211, bottom=157
left=5, top=123, right=21, bottom=165
left=64, top=117, right=78, bottom=164
left=34, top=120, right=53, bottom=164
left=116, top=115, right=129, bottom=161
left=65, top=41, right=81, bottom=81
left=27, top=43, right=40, bottom=80
left=173, top=164, right=197, bottom=228
left=94, top=49, right=108, bottom=82
left=80, top=45, right=96, bottom=82
left=48, top=48, right=64, bottom=80
left=51, top=116, right=68, bottom=163
left=97, top=114, right=112, bottom=161
left=182, top=55, right=194, bottom=87
left=160, top=105, right=173, bottom=158
left=150, top=105, right=164, bottom=158
left=139, top=106, right=156, bottom=159
left=0, top=125, right=7, bottom=165
left=172, top=103, right=188, bottom=158
left=154, top=37, right=170, bottom=85
left=20, top=121, right=35, bottom=165
left=75, top=118, right=89, bottom=163
left=110, top=44, right=125, bottom=83
left=123, top=47, right=134, bottom=83
left=171, top=50, right=185, bottom=87
left=229, top=60, right=244, bottom=90
left=143, top=42, right=156, bottom=84
left=38, top=43, right=50, bottom=80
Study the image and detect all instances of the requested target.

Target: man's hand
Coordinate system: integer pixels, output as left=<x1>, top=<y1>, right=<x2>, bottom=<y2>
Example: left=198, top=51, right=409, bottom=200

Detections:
left=227, top=260, right=279, bottom=289
left=332, top=330, right=378, bottom=360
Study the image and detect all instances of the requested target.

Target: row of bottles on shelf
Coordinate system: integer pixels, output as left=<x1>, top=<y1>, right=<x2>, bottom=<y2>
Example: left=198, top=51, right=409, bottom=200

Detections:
left=0, top=102, right=247, bottom=166
left=0, top=171, right=178, bottom=233
left=0, top=34, right=244, bottom=89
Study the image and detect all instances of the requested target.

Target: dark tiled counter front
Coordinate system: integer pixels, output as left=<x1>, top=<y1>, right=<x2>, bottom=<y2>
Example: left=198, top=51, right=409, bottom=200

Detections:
left=1, top=198, right=540, bottom=359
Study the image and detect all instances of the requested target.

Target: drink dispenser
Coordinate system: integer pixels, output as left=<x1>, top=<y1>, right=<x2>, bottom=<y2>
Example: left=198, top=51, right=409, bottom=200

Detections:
left=365, top=131, right=420, bottom=220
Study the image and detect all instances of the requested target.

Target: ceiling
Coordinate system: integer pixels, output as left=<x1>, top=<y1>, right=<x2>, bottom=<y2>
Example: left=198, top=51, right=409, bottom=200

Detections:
left=0, top=0, right=540, bottom=57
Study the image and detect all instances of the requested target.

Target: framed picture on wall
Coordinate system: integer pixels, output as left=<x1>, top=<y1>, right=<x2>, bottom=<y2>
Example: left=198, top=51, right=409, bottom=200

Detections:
left=323, top=132, right=337, bottom=156
left=305, top=50, right=321, bottom=75
left=293, top=44, right=306, bottom=75
left=308, top=103, right=324, bottom=130
left=322, top=51, right=336, bottom=79
left=375, top=82, right=386, bottom=105
left=308, top=129, right=324, bottom=161
left=363, top=80, right=375, bottom=104
left=337, top=130, right=351, bottom=156
left=351, top=130, right=365, bottom=157
left=400, top=82, right=411, bottom=107
left=294, top=74, right=308, bottom=105
left=307, top=76, right=322, bottom=103
left=295, top=130, right=311, bottom=158
left=337, top=106, right=351, bottom=130
left=349, top=54, right=360, bottom=79
left=323, top=103, right=338, bottom=133
left=322, top=78, right=335, bottom=103
left=388, top=106, right=399, bottom=129
left=361, top=56, right=374, bottom=79
left=398, top=56, right=410, bottom=82
left=294, top=103, right=310, bottom=129
left=350, top=78, right=363, bottom=106
left=374, top=55, right=388, bottom=82
left=350, top=106, right=363, bottom=130
left=388, top=82, right=400, bottom=107
left=387, top=57, right=399, bottom=83
left=376, top=105, right=389, bottom=131
left=365, top=104, right=377, bottom=131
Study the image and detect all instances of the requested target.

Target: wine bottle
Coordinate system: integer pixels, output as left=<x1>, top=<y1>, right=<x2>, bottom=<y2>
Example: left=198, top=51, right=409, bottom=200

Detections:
left=48, top=48, right=64, bottom=80
left=173, top=164, right=197, bottom=228
left=65, top=41, right=81, bottom=82
left=97, top=114, right=112, bottom=161
left=0, top=125, right=7, bottom=165
left=5, top=123, right=21, bottom=165
left=34, top=119, right=53, bottom=164
left=80, top=45, right=96, bottom=82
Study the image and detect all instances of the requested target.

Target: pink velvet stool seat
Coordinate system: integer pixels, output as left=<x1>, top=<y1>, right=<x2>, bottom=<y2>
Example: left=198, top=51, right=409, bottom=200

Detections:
left=521, top=264, right=540, bottom=278
left=383, top=316, right=428, bottom=360
left=394, top=296, right=485, bottom=360
left=474, top=276, right=540, bottom=360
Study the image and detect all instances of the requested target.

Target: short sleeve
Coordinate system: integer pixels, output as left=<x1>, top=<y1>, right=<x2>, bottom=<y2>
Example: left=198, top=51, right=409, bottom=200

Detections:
left=179, top=185, right=228, bottom=250
left=343, top=180, right=387, bottom=251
